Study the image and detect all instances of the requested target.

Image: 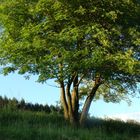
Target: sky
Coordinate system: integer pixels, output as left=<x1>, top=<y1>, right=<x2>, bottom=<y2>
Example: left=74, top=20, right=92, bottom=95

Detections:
left=0, top=73, right=140, bottom=122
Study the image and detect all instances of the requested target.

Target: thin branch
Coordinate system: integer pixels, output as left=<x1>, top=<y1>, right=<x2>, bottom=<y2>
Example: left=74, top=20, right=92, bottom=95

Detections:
left=77, top=74, right=85, bottom=86
left=67, top=72, right=76, bottom=87
left=46, top=82, right=60, bottom=88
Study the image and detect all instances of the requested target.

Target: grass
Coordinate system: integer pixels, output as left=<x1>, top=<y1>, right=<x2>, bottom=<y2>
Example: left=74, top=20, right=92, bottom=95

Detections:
left=0, top=108, right=140, bottom=140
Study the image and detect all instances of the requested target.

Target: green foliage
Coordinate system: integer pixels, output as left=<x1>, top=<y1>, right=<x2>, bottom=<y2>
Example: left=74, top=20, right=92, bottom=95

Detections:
left=0, top=108, right=140, bottom=140
left=0, top=0, right=140, bottom=102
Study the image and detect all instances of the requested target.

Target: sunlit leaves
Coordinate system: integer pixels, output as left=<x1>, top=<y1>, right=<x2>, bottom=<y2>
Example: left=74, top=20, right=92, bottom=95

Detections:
left=0, top=0, right=140, bottom=102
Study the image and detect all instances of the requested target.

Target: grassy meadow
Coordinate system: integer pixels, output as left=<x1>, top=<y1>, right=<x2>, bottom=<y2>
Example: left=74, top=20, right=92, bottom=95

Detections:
left=0, top=107, right=140, bottom=140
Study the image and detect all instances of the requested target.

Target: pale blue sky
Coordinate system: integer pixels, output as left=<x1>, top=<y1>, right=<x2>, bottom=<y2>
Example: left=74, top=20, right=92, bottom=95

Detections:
left=0, top=73, right=139, bottom=119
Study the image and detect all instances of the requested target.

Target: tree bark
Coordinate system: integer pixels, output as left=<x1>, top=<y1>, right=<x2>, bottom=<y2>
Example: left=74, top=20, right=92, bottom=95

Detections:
left=60, top=72, right=102, bottom=125
left=80, top=83, right=100, bottom=125
left=72, top=74, right=79, bottom=123
left=72, top=90, right=79, bottom=122
left=60, top=82, right=69, bottom=120
left=66, top=84, right=75, bottom=123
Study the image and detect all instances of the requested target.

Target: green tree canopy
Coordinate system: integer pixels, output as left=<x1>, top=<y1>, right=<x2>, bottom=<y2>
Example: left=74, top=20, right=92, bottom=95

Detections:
left=0, top=0, right=140, bottom=125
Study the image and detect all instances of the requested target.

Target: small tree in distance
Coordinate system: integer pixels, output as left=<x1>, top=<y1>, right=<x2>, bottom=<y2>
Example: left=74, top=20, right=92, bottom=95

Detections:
left=0, top=0, right=140, bottom=125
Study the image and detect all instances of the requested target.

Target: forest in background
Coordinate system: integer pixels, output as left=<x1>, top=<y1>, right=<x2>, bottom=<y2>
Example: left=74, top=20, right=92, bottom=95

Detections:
left=0, top=95, right=62, bottom=114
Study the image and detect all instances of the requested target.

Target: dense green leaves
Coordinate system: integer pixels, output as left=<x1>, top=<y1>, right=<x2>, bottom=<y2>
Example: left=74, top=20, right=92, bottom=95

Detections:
left=0, top=0, right=140, bottom=101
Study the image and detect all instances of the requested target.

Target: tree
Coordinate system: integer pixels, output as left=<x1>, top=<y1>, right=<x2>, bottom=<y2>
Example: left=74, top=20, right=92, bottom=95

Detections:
left=0, top=0, right=140, bottom=125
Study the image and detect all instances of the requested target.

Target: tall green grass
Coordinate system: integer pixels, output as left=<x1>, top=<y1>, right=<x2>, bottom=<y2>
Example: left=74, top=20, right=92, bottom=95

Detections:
left=0, top=108, right=140, bottom=140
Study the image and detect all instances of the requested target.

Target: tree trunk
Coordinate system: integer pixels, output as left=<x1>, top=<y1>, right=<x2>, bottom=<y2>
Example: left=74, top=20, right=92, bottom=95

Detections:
left=71, top=90, right=79, bottom=126
left=60, top=73, right=102, bottom=125
left=80, top=84, right=100, bottom=125
left=79, top=94, right=94, bottom=125
left=60, top=82, right=69, bottom=120
left=72, top=74, right=79, bottom=124
left=66, top=84, right=75, bottom=124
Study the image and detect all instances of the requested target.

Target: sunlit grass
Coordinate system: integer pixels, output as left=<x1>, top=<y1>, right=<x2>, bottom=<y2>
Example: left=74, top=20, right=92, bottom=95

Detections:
left=0, top=108, right=140, bottom=140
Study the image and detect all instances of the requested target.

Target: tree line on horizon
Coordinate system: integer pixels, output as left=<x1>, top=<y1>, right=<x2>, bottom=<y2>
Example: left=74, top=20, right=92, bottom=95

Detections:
left=0, top=95, right=63, bottom=114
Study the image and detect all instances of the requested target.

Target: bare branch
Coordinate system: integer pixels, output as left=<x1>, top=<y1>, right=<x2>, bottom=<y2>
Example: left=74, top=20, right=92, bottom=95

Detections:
left=77, top=74, right=85, bottom=86
left=46, top=82, right=60, bottom=88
